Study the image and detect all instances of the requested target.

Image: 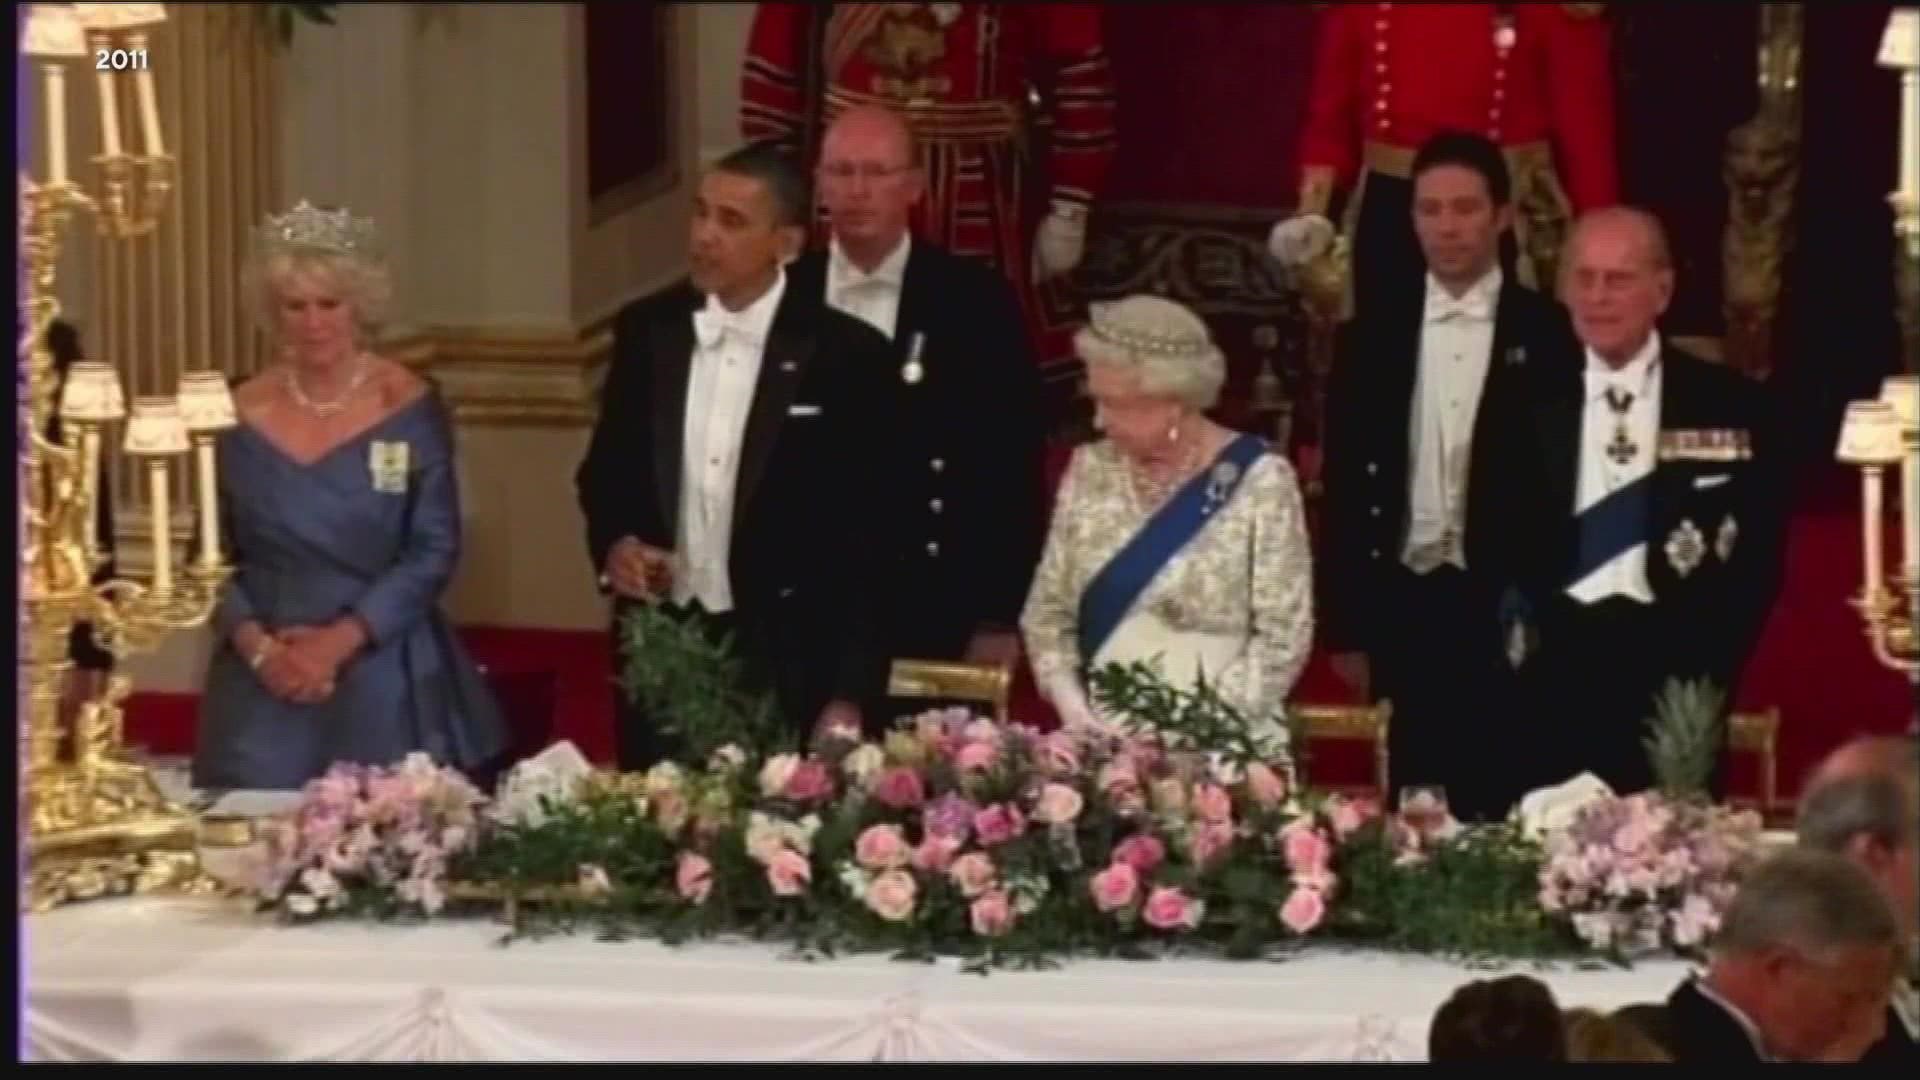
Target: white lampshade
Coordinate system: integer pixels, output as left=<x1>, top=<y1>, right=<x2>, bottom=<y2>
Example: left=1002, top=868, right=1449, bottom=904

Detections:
left=23, top=4, right=88, bottom=57
left=58, top=361, right=127, bottom=422
left=122, top=396, right=188, bottom=456
left=1837, top=399, right=1906, bottom=465
left=1879, top=374, right=1919, bottom=433
left=71, top=3, right=168, bottom=31
left=1879, top=9, right=1918, bottom=70
left=176, top=371, right=237, bottom=432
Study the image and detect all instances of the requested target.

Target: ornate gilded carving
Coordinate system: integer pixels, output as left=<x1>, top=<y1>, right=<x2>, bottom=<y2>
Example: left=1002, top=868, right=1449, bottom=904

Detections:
left=1721, top=3, right=1803, bottom=380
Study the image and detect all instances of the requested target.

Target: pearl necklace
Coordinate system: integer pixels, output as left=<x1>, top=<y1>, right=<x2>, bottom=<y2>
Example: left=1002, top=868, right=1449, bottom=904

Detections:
left=285, top=355, right=372, bottom=418
left=1126, top=433, right=1205, bottom=512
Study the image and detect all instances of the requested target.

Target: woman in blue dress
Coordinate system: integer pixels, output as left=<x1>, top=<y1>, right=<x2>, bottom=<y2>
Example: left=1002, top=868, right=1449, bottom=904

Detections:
left=193, top=201, right=505, bottom=790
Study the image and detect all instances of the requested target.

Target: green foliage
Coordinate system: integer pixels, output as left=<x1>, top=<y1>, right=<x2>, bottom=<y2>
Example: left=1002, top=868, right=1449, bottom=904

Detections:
left=617, top=604, right=786, bottom=762
left=1326, top=820, right=1586, bottom=963
left=1086, top=659, right=1284, bottom=765
left=1642, top=677, right=1726, bottom=802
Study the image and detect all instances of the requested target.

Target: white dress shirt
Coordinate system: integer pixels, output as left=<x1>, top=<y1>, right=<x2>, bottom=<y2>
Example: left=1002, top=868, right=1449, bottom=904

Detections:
left=674, top=269, right=786, bottom=613
left=825, top=233, right=910, bottom=340
left=1403, top=266, right=1500, bottom=573
left=1567, top=332, right=1662, bottom=605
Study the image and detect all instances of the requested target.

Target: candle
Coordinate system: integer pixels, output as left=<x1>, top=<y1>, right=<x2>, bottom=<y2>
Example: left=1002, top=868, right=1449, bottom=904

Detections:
left=45, top=64, right=68, bottom=184
left=1902, top=439, right=1920, bottom=589
left=1903, top=71, right=1920, bottom=202
left=148, top=460, right=172, bottom=594
left=195, top=437, right=220, bottom=567
left=135, top=66, right=164, bottom=158
left=96, top=62, right=123, bottom=158
left=80, top=428, right=102, bottom=564
left=1865, top=466, right=1887, bottom=608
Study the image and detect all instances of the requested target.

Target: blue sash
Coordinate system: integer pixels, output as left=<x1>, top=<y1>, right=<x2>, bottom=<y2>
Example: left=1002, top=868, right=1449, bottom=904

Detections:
left=1077, top=434, right=1269, bottom=665
left=1569, top=472, right=1653, bottom=585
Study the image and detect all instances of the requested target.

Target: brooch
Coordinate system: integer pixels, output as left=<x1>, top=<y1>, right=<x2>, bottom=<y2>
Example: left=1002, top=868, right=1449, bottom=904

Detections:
left=1665, top=518, right=1705, bottom=578
left=1715, top=514, right=1739, bottom=562
left=1202, top=460, right=1241, bottom=515
left=369, top=440, right=410, bottom=495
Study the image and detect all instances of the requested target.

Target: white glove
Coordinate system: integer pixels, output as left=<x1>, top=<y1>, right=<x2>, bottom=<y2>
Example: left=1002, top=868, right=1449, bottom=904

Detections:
left=1267, top=212, right=1336, bottom=268
left=1032, top=199, right=1088, bottom=283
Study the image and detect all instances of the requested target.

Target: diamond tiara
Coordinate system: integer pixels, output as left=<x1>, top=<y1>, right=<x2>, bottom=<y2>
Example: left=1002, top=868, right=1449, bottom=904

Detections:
left=1085, top=300, right=1216, bottom=361
left=255, top=200, right=381, bottom=259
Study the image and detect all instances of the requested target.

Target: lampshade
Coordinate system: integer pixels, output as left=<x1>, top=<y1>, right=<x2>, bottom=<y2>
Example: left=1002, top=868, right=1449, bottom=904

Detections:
left=23, top=4, right=88, bottom=58
left=176, top=371, right=236, bottom=432
left=1837, top=399, right=1906, bottom=465
left=58, top=361, right=127, bottom=422
left=1880, top=9, right=1918, bottom=70
left=1879, top=373, right=1920, bottom=433
left=71, top=3, right=167, bottom=31
left=122, top=396, right=188, bottom=456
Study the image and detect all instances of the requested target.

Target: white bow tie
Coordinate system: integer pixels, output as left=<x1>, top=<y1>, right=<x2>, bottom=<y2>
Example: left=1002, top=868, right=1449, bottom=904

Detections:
left=1426, top=293, right=1492, bottom=323
left=692, top=303, right=760, bottom=350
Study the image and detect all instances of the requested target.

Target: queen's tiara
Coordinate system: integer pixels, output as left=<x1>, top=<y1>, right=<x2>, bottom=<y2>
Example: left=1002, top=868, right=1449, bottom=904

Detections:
left=1084, top=297, right=1217, bottom=361
left=255, top=199, right=381, bottom=259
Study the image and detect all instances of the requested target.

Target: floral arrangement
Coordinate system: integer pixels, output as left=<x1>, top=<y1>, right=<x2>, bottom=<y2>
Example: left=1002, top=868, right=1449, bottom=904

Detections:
left=256, top=752, right=487, bottom=919
left=246, top=710, right=1766, bottom=969
left=1536, top=790, right=1764, bottom=959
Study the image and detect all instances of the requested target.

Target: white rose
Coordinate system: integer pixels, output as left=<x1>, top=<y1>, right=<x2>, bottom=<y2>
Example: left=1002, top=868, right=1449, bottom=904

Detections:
left=758, top=753, right=802, bottom=798
left=644, top=761, right=686, bottom=799
left=842, top=744, right=887, bottom=787
left=745, top=812, right=788, bottom=865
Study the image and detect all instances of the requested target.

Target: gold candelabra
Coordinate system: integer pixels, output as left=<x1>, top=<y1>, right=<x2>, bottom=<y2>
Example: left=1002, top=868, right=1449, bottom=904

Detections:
left=20, top=2, right=236, bottom=912
left=1835, top=379, right=1920, bottom=683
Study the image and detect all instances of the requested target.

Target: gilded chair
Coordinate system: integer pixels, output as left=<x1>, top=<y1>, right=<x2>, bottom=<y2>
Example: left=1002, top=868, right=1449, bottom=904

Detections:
left=887, top=659, right=1013, bottom=722
left=1291, top=700, right=1393, bottom=799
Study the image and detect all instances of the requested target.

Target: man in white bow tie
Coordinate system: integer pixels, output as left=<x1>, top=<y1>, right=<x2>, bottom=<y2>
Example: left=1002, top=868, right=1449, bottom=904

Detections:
left=1322, top=131, right=1581, bottom=822
left=576, top=141, right=895, bottom=769
left=786, top=104, right=1046, bottom=733
left=1502, top=206, right=1786, bottom=799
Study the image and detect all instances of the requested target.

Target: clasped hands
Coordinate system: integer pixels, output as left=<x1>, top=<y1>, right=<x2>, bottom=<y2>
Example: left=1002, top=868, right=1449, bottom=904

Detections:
left=240, top=618, right=367, bottom=706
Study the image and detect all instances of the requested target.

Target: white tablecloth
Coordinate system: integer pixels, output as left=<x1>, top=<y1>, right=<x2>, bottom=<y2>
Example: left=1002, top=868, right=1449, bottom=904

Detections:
left=25, top=898, right=1690, bottom=1061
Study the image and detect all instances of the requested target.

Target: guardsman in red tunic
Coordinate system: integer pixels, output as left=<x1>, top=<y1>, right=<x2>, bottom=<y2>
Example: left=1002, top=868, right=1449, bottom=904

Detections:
left=1290, top=2, right=1619, bottom=318
left=740, top=3, right=1118, bottom=403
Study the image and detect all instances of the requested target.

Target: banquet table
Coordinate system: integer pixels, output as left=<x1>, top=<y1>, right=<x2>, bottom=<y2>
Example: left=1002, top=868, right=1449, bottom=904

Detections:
left=24, top=896, right=1693, bottom=1061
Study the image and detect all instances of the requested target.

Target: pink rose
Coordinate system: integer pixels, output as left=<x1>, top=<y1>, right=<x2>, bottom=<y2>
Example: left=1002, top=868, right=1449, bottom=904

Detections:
left=1282, top=823, right=1333, bottom=876
left=1089, top=862, right=1140, bottom=913
left=766, top=849, right=812, bottom=897
left=872, top=766, right=926, bottom=810
left=1278, top=884, right=1326, bottom=934
left=955, top=740, right=1000, bottom=773
left=1191, top=783, right=1234, bottom=825
left=972, top=803, right=1026, bottom=847
left=1142, top=885, right=1204, bottom=931
left=1033, top=782, right=1085, bottom=826
left=676, top=852, right=713, bottom=905
left=912, top=834, right=962, bottom=873
left=855, top=824, right=911, bottom=870
left=969, top=888, right=1015, bottom=937
left=1097, top=760, right=1139, bottom=797
left=864, top=868, right=918, bottom=922
left=1324, top=795, right=1369, bottom=839
left=1188, top=822, right=1234, bottom=868
left=1040, top=733, right=1081, bottom=777
left=1245, top=762, right=1289, bottom=808
left=782, top=760, right=835, bottom=804
left=948, top=852, right=998, bottom=898
left=962, top=718, right=1003, bottom=745
left=1112, top=833, right=1166, bottom=874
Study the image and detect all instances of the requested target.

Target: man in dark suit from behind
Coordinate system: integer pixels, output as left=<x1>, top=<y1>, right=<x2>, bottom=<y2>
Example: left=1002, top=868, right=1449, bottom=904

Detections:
left=1319, top=131, right=1580, bottom=821
left=1507, top=206, right=1788, bottom=797
left=1661, top=848, right=1904, bottom=1063
left=1796, top=735, right=1920, bottom=1063
left=575, top=141, right=894, bottom=769
left=787, top=104, right=1045, bottom=733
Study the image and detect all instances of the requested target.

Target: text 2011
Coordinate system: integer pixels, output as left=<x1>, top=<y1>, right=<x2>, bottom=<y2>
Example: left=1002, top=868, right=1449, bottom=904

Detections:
left=96, top=49, right=150, bottom=71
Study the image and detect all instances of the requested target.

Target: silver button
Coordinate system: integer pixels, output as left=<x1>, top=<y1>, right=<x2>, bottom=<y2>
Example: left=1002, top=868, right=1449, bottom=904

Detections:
left=1366, top=463, right=1378, bottom=475
left=926, top=541, right=941, bottom=557
left=929, top=498, right=943, bottom=513
left=1370, top=506, right=1382, bottom=517
left=1370, top=549, right=1382, bottom=560
left=930, top=458, right=945, bottom=472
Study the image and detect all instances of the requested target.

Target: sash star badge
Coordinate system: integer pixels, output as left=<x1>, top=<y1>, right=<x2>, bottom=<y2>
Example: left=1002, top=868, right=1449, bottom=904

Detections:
left=1665, top=518, right=1706, bottom=577
left=1715, top=514, right=1739, bottom=562
left=369, top=440, right=410, bottom=494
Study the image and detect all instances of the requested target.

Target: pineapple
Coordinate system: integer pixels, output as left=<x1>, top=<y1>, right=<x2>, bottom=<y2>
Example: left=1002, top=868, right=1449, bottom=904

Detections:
left=1641, top=677, right=1726, bottom=801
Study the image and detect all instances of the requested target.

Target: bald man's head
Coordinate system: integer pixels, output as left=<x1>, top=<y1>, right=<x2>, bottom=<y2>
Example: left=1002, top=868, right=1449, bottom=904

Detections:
left=1807, top=734, right=1919, bottom=795
left=816, top=105, right=925, bottom=264
left=1560, top=206, right=1675, bottom=367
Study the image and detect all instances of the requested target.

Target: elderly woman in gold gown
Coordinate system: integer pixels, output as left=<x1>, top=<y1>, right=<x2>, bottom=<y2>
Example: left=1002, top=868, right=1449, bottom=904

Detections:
left=1021, top=295, right=1315, bottom=751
